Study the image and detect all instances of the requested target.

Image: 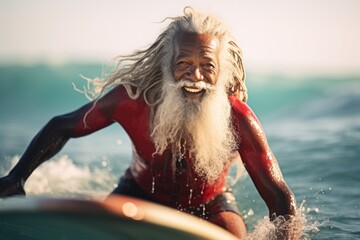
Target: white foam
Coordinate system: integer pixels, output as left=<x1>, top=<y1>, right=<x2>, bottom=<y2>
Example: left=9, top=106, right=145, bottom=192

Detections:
left=9, top=155, right=117, bottom=199
left=245, top=201, right=320, bottom=240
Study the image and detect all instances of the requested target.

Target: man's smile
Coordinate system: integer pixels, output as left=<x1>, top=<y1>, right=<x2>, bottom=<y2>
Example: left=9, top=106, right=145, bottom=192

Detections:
left=183, top=86, right=204, bottom=93
left=181, top=85, right=207, bottom=99
left=178, top=80, right=213, bottom=99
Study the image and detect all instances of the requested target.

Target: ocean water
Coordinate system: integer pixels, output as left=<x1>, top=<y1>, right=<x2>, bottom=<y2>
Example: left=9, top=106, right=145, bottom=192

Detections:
left=0, top=64, right=359, bottom=239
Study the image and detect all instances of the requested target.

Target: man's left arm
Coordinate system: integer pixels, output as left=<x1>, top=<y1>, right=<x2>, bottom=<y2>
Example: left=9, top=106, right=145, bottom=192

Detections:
left=230, top=97, right=298, bottom=237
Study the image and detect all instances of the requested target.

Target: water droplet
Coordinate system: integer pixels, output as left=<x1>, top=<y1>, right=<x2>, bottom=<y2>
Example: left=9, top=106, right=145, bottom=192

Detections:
left=247, top=209, right=254, bottom=216
left=188, top=188, right=193, bottom=204
left=328, top=187, right=332, bottom=191
left=151, top=176, right=155, bottom=194
left=101, top=156, right=108, bottom=167
left=200, top=183, right=205, bottom=194
left=306, top=207, right=320, bottom=214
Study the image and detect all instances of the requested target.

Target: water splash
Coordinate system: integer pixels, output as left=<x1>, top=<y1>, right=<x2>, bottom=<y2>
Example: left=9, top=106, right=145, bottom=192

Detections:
left=245, top=201, right=320, bottom=240
left=7, top=155, right=117, bottom=199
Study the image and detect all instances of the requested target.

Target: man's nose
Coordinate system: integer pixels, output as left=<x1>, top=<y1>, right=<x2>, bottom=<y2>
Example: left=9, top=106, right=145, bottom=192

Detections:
left=187, top=66, right=204, bottom=82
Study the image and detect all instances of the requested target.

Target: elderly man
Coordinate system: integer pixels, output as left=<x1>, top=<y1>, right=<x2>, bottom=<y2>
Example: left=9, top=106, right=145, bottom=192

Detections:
left=0, top=7, right=297, bottom=239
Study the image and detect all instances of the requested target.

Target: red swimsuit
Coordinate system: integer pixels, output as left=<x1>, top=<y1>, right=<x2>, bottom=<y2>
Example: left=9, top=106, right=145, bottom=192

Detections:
left=107, top=87, right=229, bottom=208
left=73, top=86, right=287, bottom=216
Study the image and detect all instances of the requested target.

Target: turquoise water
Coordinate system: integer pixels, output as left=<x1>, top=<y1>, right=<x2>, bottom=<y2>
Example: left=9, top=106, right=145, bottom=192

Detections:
left=0, top=64, right=359, bottom=239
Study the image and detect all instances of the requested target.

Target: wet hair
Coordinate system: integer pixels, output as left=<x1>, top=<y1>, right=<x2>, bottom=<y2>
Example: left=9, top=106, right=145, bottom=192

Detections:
left=100, top=6, right=248, bottom=105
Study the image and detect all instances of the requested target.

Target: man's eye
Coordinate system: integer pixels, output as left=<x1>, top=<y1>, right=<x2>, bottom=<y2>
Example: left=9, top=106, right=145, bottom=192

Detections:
left=203, top=63, right=215, bottom=69
left=174, top=61, right=190, bottom=71
left=177, top=61, right=189, bottom=66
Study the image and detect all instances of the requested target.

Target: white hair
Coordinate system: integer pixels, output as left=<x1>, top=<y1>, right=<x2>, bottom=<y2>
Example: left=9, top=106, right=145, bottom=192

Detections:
left=94, top=6, right=247, bottom=105
left=82, top=7, right=247, bottom=181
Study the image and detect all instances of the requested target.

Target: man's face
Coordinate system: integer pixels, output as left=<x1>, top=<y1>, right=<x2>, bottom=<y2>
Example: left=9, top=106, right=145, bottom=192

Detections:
left=153, top=33, right=235, bottom=180
left=172, top=32, right=220, bottom=99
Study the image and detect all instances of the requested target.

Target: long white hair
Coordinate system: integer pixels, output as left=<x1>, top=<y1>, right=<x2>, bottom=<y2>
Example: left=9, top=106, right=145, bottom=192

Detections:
left=94, top=6, right=247, bottom=105
left=83, top=7, right=248, bottom=181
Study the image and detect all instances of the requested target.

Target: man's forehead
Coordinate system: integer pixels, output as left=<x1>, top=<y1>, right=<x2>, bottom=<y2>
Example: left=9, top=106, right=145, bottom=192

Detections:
left=173, top=31, right=219, bottom=51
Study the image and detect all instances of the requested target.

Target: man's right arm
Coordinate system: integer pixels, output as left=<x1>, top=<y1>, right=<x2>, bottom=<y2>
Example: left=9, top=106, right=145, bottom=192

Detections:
left=0, top=86, right=125, bottom=198
left=0, top=112, right=82, bottom=197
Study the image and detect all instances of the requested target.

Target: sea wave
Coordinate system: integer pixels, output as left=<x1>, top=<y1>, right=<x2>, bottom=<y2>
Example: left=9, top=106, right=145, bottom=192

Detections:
left=7, top=155, right=118, bottom=199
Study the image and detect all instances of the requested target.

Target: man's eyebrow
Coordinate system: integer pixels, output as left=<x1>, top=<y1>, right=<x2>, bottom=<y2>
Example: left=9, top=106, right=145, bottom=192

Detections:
left=174, top=47, right=217, bottom=61
left=200, top=51, right=217, bottom=61
left=202, top=56, right=216, bottom=63
left=176, top=53, right=190, bottom=59
left=175, top=51, right=193, bottom=60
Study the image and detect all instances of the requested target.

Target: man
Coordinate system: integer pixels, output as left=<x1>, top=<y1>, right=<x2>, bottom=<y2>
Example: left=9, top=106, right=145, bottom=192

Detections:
left=0, top=7, right=297, bottom=239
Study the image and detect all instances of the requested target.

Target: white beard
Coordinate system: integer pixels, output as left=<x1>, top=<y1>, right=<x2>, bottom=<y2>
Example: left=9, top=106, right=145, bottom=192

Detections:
left=151, top=77, right=237, bottom=181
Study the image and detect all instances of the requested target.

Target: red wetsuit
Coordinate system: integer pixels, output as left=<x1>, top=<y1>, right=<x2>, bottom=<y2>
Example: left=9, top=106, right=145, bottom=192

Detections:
left=72, top=85, right=295, bottom=216
left=1, top=83, right=295, bottom=221
left=74, top=86, right=228, bottom=208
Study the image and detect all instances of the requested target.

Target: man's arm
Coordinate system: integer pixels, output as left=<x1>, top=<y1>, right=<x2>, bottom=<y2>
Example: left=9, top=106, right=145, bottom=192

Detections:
left=0, top=86, right=124, bottom=197
left=229, top=96, right=297, bottom=236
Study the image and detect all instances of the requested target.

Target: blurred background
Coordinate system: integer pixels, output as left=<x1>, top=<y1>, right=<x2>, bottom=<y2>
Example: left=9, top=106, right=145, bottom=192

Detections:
left=1, top=0, right=359, bottom=239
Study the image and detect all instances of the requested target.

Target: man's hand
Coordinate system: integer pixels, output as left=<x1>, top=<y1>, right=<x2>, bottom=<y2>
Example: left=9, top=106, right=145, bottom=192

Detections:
left=271, top=214, right=302, bottom=240
left=0, top=175, right=26, bottom=198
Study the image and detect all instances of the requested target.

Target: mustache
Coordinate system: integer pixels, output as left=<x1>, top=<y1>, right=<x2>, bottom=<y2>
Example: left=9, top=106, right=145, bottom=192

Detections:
left=167, top=79, right=215, bottom=92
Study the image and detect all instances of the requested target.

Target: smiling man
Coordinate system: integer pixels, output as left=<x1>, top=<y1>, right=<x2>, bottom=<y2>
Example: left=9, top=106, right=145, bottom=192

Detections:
left=0, top=7, right=298, bottom=239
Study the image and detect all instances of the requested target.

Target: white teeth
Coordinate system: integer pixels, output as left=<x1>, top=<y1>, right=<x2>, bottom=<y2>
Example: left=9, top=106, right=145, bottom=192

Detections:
left=183, top=86, right=203, bottom=93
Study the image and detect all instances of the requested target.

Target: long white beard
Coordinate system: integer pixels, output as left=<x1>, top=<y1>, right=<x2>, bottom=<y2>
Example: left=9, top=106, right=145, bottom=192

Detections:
left=151, top=79, right=237, bottom=181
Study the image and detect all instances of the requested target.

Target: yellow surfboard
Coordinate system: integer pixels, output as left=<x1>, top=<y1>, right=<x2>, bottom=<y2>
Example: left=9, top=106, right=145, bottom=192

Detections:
left=0, top=195, right=239, bottom=240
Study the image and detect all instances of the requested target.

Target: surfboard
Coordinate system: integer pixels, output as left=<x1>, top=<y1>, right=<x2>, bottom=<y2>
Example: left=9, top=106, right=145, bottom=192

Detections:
left=0, top=195, right=239, bottom=240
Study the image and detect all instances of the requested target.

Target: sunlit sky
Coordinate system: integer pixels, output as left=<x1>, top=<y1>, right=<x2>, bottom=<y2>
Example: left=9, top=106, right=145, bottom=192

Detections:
left=0, top=0, right=359, bottom=75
